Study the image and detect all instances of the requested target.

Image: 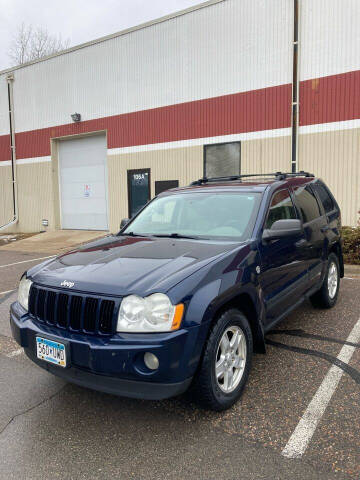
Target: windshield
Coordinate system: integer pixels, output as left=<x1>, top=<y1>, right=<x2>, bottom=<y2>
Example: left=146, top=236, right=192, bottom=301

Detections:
left=122, top=192, right=261, bottom=241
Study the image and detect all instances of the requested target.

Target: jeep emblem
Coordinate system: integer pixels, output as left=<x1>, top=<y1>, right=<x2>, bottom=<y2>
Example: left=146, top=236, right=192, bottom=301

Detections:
left=61, top=280, right=74, bottom=288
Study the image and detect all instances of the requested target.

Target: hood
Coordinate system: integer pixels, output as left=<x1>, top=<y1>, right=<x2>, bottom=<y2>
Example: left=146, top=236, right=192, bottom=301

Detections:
left=28, top=235, right=245, bottom=296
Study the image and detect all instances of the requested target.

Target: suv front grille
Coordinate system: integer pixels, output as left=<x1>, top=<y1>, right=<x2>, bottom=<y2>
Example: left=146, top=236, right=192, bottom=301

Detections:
left=28, top=285, right=117, bottom=335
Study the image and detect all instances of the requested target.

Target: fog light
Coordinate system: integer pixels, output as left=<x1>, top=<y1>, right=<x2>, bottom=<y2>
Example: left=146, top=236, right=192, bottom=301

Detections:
left=144, top=352, right=159, bottom=370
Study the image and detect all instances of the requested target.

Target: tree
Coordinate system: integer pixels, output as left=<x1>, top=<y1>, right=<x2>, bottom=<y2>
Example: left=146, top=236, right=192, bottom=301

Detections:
left=8, top=23, right=70, bottom=66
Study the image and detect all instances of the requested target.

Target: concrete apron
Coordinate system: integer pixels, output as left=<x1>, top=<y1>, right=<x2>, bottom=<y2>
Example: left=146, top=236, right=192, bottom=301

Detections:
left=0, top=230, right=107, bottom=255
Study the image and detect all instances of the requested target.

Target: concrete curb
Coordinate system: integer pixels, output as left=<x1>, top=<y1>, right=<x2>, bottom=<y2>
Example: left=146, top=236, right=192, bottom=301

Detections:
left=344, top=264, right=360, bottom=275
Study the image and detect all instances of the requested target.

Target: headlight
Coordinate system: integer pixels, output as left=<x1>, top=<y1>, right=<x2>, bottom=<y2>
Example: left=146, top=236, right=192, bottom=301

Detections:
left=18, top=276, right=33, bottom=310
left=117, top=293, right=184, bottom=332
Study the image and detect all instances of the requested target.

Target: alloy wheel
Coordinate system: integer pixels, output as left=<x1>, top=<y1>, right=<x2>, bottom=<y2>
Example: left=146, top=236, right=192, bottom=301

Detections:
left=215, top=326, right=247, bottom=393
left=327, top=261, right=338, bottom=299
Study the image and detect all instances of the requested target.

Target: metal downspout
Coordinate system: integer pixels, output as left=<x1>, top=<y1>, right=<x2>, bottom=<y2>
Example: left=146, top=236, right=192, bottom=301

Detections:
left=291, top=0, right=300, bottom=173
left=0, top=73, right=18, bottom=231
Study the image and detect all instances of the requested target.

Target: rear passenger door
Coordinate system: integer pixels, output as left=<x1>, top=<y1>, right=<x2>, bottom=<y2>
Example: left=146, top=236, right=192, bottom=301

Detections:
left=292, top=184, right=328, bottom=290
left=258, top=189, right=308, bottom=324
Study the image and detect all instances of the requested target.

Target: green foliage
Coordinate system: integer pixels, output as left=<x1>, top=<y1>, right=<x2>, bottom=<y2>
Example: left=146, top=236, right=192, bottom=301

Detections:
left=342, top=227, right=360, bottom=265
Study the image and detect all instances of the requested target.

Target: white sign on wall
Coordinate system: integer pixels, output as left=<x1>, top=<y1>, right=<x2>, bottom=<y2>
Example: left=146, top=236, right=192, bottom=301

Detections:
left=84, top=184, right=91, bottom=197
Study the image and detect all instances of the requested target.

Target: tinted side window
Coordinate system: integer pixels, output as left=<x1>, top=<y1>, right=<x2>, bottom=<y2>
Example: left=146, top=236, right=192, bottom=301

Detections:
left=265, top=189, right=297, bottom=229
left=313, top=183, right=335, bottom=214
left=293, top=185, right=321, bottom=223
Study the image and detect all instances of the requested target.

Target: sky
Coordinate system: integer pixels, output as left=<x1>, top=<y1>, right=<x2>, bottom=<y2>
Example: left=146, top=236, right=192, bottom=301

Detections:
left=0, top=0, right=203, bottom=70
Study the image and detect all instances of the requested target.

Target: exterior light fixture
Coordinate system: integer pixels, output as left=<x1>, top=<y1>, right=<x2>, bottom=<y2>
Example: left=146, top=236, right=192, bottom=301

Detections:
left=42, top=219, right=49, bottom=227
left=71, top=113, right=81, bottom=122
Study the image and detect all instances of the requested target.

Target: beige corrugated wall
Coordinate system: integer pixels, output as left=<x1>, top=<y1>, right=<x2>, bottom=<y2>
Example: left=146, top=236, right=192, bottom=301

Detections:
left=107, top=145, right=203, bottom=232
left=15, top=162, right=55, bottom=232
left=0, top=161, right=55, bottom=233
left=0, top=166, right=13, bottom=227
left=0, top=132, right=358, bottom=232
left=298, top=128, right=360, bottom=226
left=241, top=136, right=291, bottom=174
left=107, top=132, right=360, bottom=231
left=107, top=136, right=292, bottom=232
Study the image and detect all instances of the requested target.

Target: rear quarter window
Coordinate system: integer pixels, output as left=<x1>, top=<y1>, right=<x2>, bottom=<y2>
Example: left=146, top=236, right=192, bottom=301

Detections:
left=313, top=183, right=335, bottom=214
left=293, top=185, right=321, bottom=223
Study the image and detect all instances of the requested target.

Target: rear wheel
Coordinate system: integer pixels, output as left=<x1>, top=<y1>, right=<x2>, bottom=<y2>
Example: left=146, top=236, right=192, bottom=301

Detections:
left=310, top=253, right=340, bottom=308
left=192, top=309, right=253, bottom=411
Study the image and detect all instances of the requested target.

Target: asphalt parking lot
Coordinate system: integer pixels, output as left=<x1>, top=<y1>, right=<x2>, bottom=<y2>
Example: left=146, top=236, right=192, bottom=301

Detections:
left=0, top=249, right=359, bottom=479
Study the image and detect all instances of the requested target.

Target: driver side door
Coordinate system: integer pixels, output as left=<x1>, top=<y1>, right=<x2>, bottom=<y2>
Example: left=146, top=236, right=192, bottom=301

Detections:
left=258, top=189, right=308, bottom=324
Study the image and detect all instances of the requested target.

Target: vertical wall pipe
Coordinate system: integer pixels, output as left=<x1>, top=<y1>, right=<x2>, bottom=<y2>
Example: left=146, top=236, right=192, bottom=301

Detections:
left=0, top=73, right=18, bottom=231
left=291, top=0, right=300, bottom=173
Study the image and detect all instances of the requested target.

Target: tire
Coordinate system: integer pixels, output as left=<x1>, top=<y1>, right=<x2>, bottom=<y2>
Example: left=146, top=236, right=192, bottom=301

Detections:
left=310, top=253, right=340, bottom=309
left=191, top=309, right=253, bottom=411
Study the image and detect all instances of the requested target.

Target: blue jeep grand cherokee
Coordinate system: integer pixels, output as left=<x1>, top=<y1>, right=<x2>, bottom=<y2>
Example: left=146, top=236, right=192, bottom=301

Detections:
left=10, top=171, right=343, bottom=411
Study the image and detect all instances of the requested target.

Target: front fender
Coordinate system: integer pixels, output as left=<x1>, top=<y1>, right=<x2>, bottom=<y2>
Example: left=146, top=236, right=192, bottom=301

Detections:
left=168, top=241, right=266, bottom=367
left=208, top=282, right=266, bottom=353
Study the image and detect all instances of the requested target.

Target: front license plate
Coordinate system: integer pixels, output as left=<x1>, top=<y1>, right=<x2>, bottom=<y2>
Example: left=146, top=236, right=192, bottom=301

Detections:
left=36, top=337, right=67, bottom=367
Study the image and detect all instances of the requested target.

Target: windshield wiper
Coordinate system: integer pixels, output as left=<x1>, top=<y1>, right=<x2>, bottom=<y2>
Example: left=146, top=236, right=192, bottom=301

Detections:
left=120, top=231, right=147, bottom=237
left=151, top=233, right=200, bottom=240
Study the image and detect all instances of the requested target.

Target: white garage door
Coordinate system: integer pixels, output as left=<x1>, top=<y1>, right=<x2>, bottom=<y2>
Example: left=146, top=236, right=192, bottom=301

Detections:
left=59, top=134, right=108, bottom=230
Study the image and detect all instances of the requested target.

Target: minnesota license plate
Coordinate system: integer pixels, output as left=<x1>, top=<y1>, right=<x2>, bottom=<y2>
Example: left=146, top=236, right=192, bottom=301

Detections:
left=36, top=337, right=66, bottom=367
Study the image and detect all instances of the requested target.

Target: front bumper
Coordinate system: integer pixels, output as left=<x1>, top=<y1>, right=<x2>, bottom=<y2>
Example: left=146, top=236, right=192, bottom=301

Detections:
left=10, top=302, right=202, bottom=400
left=23, top=348, right=192, bottom=399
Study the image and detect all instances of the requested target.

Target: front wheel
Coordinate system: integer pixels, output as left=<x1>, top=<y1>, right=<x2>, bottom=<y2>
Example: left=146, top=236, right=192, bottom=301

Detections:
left=310, top=253, right=340, bottom=308
left=192, top=309, right=253, bottom=411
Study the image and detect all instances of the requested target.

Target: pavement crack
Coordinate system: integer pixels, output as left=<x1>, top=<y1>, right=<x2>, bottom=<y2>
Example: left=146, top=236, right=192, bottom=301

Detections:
left=0, top=385, right=66, bottom=437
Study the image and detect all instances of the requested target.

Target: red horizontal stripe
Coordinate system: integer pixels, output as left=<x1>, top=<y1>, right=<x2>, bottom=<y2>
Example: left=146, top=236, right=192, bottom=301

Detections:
left=0, top=69, right=358, bottom=163
left=300, top=70, right=360, bottom=126
left=0, top=84, right=291, bottom=162
left=0, top=135, right=10, bottom=162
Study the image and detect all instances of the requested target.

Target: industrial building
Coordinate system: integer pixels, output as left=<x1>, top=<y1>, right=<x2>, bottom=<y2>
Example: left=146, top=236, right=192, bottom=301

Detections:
left=0, top=0, right=359, bottom=233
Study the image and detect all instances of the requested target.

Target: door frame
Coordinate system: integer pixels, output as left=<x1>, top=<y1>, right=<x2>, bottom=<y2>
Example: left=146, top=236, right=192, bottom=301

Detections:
left=127, top=168, right=151, bottom=218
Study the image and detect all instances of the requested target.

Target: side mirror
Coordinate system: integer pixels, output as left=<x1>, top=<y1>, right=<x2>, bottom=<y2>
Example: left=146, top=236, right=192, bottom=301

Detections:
left=120, top=218, right=130, bottom=229
left=262, top=219, right=302, bottom=241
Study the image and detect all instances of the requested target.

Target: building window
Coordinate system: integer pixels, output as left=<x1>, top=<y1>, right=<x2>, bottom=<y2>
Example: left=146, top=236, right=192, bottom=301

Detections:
left=155, top=180, right=179, bottom=196
left=204, top=142, right=241, bottom=178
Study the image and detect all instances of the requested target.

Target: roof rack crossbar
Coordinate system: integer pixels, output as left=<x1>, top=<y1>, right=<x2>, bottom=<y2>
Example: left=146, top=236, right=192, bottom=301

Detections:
left=189, top=171, right=314, bottom=186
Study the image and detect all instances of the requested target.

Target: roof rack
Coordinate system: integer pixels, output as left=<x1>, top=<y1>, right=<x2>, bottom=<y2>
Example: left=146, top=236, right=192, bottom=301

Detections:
left=189, top=171, right=314, bottom=186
